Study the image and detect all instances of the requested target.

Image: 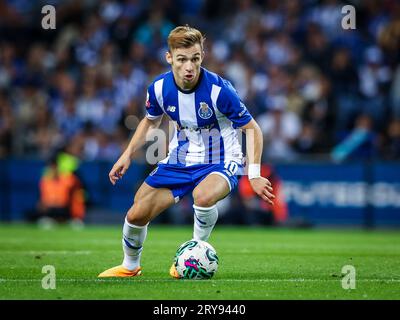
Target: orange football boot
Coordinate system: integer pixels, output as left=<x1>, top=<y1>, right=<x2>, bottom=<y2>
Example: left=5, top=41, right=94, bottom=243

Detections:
left=98, top=265, right=142, bottom=278
left=169, top=263, right=180, bottom=279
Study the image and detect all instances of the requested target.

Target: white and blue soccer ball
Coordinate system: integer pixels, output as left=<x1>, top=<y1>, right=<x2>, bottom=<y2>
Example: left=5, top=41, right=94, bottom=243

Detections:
left=173, top=239, right=219, bottom=279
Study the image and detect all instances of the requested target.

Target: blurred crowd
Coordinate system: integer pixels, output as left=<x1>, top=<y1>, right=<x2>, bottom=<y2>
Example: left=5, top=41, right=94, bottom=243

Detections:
left=1, top=0, right=400, bottom=163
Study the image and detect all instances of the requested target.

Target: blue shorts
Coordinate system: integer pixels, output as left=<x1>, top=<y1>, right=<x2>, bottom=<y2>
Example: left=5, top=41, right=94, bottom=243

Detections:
left=145, top=161, right=243, bottom=203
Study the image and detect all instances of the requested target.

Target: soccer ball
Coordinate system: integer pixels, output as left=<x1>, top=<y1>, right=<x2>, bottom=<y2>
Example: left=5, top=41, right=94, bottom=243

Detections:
left=173, top=239, right=219, bottom=279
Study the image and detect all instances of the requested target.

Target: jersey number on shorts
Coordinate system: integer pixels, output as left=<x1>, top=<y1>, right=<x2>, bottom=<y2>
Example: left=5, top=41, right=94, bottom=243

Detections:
left=224, top=161, right=239, bottom=177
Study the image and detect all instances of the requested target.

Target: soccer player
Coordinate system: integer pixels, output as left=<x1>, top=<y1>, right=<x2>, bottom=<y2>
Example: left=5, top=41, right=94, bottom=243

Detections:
left=98, top=25, right=275, bottom=278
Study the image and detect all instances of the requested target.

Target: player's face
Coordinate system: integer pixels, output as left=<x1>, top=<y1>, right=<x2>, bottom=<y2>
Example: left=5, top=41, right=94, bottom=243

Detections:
left=166, top=43, right=204, bottom=90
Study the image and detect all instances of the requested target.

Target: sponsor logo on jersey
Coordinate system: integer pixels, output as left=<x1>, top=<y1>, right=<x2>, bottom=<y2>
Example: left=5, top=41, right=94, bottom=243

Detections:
left=177, top=123, right=215, bottom=132
left=198, top=102, right=213, bottom=119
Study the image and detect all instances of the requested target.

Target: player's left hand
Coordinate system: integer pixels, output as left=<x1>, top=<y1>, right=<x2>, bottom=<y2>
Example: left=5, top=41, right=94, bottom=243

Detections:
left=249, top=177, right=275, bottom=205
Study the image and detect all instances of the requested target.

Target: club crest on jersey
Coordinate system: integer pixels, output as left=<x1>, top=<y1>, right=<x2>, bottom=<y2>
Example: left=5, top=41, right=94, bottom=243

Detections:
left=198, top=102, right=213, bottom=119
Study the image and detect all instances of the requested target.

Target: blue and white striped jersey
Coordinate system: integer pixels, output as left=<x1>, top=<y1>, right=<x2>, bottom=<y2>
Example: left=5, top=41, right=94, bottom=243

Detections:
left=145, top=67, right=253, bottom=166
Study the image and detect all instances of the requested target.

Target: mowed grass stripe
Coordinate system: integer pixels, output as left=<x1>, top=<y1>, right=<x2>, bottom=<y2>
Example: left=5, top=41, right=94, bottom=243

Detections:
left=0, top=224, right=399, bottom=299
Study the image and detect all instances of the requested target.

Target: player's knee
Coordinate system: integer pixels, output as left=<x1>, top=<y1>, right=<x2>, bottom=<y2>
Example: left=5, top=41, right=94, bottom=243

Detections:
left=192, top=191, right=216, bottom=208
left=126, top=213, right=149, bottom=227
left=126, top=203, right=150, bottom=226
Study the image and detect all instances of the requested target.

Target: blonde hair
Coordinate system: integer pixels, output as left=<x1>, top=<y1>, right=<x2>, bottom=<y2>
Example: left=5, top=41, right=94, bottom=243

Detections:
left=167, top=25, right=205, bottom=51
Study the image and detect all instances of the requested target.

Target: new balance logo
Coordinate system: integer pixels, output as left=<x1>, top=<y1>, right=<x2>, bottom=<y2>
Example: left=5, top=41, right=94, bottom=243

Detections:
left=167, top=105, right=176, bottom=112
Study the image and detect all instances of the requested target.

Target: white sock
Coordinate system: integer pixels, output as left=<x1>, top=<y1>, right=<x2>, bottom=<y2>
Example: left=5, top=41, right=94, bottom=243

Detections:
left=121, top=218, right=148, bottom=270
left=193, top=204, right=218, bottom=241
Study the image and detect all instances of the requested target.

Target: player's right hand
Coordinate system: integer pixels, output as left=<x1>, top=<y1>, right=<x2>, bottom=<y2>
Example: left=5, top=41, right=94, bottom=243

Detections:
left=109, top=154, right=131, bottom=185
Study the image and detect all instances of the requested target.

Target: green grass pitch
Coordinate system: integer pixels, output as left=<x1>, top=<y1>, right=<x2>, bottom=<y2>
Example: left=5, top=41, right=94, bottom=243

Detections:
left=0, top=224, right=399, bottom=300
